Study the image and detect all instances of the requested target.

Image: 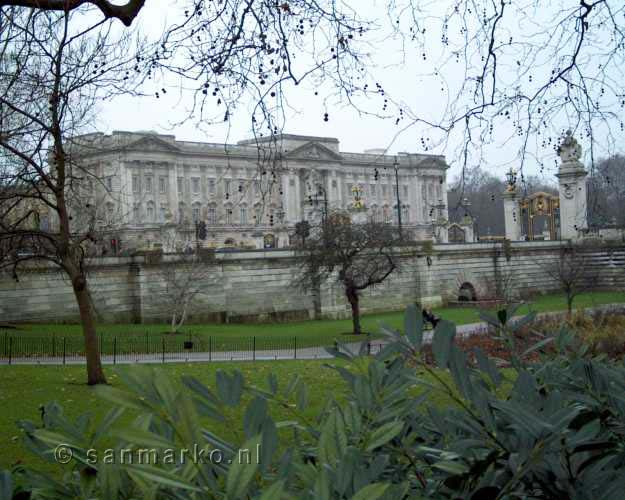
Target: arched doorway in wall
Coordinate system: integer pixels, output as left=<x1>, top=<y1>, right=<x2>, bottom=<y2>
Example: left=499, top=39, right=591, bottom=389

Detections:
left=458, top=282, right=477, bottom=302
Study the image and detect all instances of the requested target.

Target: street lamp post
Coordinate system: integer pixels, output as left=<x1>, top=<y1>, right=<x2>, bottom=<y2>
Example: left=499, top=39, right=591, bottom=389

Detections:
left=393, top=156, right=403, bottom=241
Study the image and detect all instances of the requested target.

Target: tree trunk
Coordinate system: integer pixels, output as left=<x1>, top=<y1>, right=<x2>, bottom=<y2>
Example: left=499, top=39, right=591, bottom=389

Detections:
left=346, top=288, right=362, bottom=335
left=170, top=312, right=177, bottom=334
left=71, top=271, right=107, bottom=385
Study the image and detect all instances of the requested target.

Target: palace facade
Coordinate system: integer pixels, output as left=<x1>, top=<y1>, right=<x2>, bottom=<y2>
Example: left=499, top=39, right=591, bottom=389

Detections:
left=71, top=131, right=450, bottom=252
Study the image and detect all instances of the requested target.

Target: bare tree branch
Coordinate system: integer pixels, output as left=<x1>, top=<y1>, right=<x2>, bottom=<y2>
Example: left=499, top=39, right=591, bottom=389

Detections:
left=0, top=0, right=145, bottom=26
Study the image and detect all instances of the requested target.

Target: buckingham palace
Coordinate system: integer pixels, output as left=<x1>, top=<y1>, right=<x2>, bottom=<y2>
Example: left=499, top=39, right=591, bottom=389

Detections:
left=71, top=130, right=451, bottom=252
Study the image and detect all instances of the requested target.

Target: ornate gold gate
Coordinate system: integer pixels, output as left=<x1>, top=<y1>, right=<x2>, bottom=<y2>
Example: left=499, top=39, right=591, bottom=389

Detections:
left=519, top=192, right=560, bottom=240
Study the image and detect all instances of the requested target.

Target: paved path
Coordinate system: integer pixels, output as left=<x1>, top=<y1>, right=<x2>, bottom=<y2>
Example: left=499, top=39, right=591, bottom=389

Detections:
left=2, top=303, right=623, bottom=366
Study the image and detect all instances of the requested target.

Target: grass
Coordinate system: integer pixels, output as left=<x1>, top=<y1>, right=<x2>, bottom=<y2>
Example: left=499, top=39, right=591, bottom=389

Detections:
left=0, top=359, right=459, bottom=475
left=1, top=291, right=623, bottom=359
left=22, top=291, right=625, bottom=333
left=4, top=290, right=624, bottom=339
left=434, top=290, right=625, bottom=325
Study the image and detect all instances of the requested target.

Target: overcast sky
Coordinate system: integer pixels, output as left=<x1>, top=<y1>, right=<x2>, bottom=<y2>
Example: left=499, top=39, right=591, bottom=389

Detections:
left=97, top=0, right=624, bottom=185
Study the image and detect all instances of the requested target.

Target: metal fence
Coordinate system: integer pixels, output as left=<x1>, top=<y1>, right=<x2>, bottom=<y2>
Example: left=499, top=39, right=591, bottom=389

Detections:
left=0, top=331, right=379, bottom=364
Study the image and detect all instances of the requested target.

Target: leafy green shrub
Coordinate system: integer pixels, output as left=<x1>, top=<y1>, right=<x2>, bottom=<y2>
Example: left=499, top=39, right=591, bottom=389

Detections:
left=3, top=306, right=625, bottom=498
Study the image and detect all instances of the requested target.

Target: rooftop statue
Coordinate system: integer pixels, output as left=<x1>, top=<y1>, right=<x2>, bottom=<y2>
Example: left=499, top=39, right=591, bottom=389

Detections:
left=558, top=130, right=582, bottom=163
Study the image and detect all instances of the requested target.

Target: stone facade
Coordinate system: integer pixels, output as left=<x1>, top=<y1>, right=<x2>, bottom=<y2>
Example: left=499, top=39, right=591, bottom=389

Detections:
left=1, top=242, right=623, bottom=324
left=67, top=131, right=450, bottom=252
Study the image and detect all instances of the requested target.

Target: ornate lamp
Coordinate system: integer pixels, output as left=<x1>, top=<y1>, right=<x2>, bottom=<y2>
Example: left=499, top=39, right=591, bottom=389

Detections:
left=351, top=184, right=364, bottom=209
left=505, top=168, right=518, bottom=192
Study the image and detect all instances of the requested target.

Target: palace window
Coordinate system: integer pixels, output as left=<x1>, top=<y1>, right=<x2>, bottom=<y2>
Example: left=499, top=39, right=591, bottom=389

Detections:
left=106, top=177, right=113, bottom=191
left=145, top=176, right=153, bottom=193
left=254, top=204, right=262, bottom=224
left=370, top=184, right=377, bottom=198
left=159, top=176, right=167, bottom=194
left=177, top=177, right=183, bottom=195
left=208, top=178, right=216, bottom=195
left=132, top=175, right=140, bottom=194
left=383, top=205, right=391, bottom=224
left=370, top=204, right=379, bottom=223
left=133, top=204, right=140, bottom=223
left=224, top=179, right=231, bottom=196
left=160, top=205, right=167, bottom=222
left=146, top=202, right=155, bottom=221
left=402, top=205, right=409, bottom=223
left=207, top=204, right=217, bottom=224
left=224, top=205, right=233, bottom=225
left=192, top=203, right=201, bottom=223
left=382, top=185, right=388, bottom=198
left=178, top=202, right=185, bottom=223
left=240, top=205, right=248, bottom=225
left=191, top=177, right=200, bottom=195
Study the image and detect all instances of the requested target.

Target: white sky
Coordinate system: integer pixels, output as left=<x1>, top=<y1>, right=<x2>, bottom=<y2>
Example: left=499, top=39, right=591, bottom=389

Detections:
left=97, top=0, right=625, bottom=185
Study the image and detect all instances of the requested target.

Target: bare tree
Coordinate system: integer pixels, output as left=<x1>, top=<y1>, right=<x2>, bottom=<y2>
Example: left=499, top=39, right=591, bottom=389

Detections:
left=155, top=223, right=217, bottom=334
left=159, top=252, right=217, bottom=335
left=538, top=245, right=593, bottom=316
left=295, top=210, right=400, bottom=335
left=0, top=8, right=138, bottom=384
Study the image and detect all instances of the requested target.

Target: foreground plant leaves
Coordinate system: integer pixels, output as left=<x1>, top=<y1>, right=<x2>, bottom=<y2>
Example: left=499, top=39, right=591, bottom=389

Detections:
left=7, top=308, right=625, bottom=498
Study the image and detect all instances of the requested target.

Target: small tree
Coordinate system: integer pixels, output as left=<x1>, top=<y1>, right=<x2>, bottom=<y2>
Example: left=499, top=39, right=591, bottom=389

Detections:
left=156, top=226, right=216, bottom=334
left=159, top=251, right=216, bottom=334
left=296, top=210, right=400, bottom=335
left=539, top=245, right=593, bottom=316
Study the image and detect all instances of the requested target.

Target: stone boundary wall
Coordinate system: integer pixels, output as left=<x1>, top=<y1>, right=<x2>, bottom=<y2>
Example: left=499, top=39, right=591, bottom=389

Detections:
left=0, top=242, right=623, bottom=324
left=421, top=241, right=625, bottom=306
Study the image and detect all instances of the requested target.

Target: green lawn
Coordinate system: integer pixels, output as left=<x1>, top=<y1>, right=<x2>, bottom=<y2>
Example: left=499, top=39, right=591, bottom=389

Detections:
left=0, top=359, right=459, bottom=475
left=1, top=291, right=623, bottom=358
left=432, top=290, right=625, bottom=325
left=9, top=290, right=625, bottom=337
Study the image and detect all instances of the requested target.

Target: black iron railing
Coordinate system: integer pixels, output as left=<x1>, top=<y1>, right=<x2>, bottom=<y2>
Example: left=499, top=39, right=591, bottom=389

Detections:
left=0, top=331, right=379, bottom=364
